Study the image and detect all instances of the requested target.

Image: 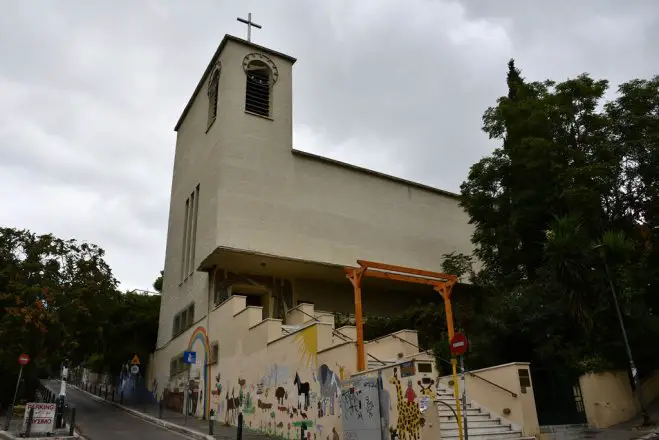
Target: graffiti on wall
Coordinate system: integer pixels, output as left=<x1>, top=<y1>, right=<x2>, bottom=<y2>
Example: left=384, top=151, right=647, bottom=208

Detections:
left=340, top=376, right=382, bottom=440
left=187, top=326, right=211, bottom=419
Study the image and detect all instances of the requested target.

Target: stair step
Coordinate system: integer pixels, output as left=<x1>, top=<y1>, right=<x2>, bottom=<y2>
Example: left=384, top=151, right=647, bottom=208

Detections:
left=441, top=431, right=524, bottom=440
left=442, top=425, right=512, bottom=436
left=435, top=400, right=475, bottom=408
left=438, top=407, right=483, bottom=417
left=441, top=420, right=503, bottom=429
left=439, top=414, right=501, bottom=424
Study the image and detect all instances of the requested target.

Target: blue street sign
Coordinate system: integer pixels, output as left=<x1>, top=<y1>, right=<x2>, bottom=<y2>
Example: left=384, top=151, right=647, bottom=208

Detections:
left=183, top=351, right=196, bottom=364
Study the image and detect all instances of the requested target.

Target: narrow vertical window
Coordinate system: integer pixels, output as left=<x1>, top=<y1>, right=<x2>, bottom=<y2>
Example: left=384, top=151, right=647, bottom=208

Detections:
left=207, top=69, right=220, bottom=129
left=185, top=190, right=195, bottom=276
left=189, top=185, right=200, bottom=276
left=188, top=303, right=195, bottom=327
left=245, top=61, right=271, bottom=117
left=180, top=198, right=190, bottom=281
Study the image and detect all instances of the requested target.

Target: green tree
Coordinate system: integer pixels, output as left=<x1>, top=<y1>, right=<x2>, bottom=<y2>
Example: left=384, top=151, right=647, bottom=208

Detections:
left=153, top=270, right=164, bottom=293
left=0, top=227, right=161, bottom=407
left=361, top=64, right=659, bottom=378
left=457, top=61, right=659, bottom=374
left=0, top=228, right=119, bottom=404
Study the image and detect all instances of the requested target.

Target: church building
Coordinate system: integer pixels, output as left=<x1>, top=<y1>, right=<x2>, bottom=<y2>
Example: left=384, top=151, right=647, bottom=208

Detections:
left=147, top=30, right=491, bottom=439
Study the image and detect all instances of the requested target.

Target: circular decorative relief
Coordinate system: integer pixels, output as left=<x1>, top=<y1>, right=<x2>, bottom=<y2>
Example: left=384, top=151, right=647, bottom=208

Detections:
left=242, top=52, right=279, bottom=84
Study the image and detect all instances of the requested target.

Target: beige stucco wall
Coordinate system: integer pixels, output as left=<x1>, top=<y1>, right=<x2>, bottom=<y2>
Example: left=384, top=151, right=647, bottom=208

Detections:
left=579, top=370, right=659, bottom=428
left=438, top=362, right=540, bottom=436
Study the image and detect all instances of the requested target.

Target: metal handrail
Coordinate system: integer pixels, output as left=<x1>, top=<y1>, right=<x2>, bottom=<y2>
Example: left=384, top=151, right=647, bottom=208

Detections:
left=467, top=371, right=517, bottom=398
left=434, top=399, right=459, bottom=421
left=389, top=333, right=518, bottom=398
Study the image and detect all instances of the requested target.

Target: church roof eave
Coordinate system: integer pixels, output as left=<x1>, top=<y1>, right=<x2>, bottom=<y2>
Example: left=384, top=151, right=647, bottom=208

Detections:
left=174, top=34, right=297, bottom=132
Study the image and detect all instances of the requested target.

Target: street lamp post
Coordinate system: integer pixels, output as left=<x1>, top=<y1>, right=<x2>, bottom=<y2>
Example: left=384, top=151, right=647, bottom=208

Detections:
left=593, top=244, right=651, bottom=425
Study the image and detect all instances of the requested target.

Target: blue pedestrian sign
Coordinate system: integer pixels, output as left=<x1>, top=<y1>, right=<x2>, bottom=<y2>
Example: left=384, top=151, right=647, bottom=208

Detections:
left=183, top=351, right=196, bottom=364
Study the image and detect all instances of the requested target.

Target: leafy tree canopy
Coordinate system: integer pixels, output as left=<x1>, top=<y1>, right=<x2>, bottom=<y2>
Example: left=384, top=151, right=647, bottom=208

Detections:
left=362, top=62, right=659, bottom=377
left=0, top=227, right=160, bottom=405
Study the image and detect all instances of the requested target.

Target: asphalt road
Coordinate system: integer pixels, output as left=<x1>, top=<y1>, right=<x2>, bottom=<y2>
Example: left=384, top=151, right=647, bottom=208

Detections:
left=43, top=380, right=190, bottom=440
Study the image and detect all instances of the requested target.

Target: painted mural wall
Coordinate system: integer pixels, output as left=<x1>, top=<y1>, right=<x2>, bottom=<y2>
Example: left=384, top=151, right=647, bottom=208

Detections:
left=208, top=323, right=346, bottom=440
left=149, top=295, right=438, bottom=440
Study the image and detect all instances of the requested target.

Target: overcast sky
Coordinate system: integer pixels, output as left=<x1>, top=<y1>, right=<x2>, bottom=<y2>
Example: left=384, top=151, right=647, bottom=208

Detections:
left=1, top=1, right=658, bottom=291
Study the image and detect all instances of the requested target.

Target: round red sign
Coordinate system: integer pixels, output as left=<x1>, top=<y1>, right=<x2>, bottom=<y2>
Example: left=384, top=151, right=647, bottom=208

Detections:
left=450, top=332, right=469, bottom=356
left=18, top=354, right=30, bottom=366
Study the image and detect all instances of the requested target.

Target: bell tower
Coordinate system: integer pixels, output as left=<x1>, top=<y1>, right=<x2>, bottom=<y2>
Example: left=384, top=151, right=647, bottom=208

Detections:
left=157, top=30, right=296, bottom=348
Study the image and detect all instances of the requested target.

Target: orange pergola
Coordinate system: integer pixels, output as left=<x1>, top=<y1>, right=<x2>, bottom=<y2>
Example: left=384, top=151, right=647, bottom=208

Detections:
left=344, top=259, right=459, bottom=371
left=345, top=259, right=465, bottom=440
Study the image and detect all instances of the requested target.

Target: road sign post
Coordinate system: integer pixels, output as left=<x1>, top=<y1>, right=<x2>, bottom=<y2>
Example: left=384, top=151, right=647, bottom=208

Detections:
left=450, top=333, right=469, bottom=440
left=460, top=355, right=469, bottom=440
left=5, top=354, right=30, bottom=431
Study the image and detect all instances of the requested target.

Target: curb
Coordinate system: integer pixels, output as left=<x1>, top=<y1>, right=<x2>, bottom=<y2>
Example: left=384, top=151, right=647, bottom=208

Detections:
left=0, top=430, right=79, bottom=440
left=64, top=383, right=214, bottom=440
left=636, top=432, right=659, bottom=440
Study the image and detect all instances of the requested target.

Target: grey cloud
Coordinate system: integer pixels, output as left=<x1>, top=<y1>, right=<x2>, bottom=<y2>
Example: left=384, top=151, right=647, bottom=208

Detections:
left=0, top=0, right=657, bottom=290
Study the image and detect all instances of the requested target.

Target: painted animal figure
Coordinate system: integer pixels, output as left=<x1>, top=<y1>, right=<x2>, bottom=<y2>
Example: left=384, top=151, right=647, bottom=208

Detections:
left=225, top=389, right=240, bottom=424
left=318, top=364, right=340, bottom=415
left=294, top=373, right=310, bottom=410
left=275, top=386, right=287, bottom=405
left=389, top=368, right=421, bottom=440
left=258, top=399, right=273, bottom=411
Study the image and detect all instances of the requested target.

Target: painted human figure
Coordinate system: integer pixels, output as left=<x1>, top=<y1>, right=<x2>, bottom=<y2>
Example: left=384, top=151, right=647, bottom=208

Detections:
left=405, top=380, right=416, bottom=404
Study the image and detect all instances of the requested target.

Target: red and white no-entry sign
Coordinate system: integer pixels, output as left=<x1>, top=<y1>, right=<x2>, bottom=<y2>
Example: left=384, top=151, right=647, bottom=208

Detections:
left=18, top=353, right=30, bottom=366
left=450, top=333, right=469, bottom=356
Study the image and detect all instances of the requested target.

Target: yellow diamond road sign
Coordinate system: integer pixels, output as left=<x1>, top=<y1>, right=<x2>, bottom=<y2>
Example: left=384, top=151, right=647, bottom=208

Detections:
left=131, top=355, right=140, bottom=365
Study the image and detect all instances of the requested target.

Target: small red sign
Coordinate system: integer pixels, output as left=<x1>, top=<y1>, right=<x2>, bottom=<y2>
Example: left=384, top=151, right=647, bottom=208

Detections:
left=18, top=354, right=30, bottom=366
left=450, top=333, right=469, bottom=356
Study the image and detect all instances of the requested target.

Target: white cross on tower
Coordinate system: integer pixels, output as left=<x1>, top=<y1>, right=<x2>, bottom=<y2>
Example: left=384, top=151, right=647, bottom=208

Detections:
left=237, top=13, right=262, bottom=43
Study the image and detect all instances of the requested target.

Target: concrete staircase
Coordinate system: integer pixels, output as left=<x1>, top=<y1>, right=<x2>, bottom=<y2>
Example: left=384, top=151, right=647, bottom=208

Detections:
left=435, top=385, right=535, bottom=440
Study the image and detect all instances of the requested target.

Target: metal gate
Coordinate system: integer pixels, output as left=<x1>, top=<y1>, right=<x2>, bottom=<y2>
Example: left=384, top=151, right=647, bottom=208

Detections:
left=340, top=375, right=387, bottom=440
left=532, top=368, right=587, bottom=426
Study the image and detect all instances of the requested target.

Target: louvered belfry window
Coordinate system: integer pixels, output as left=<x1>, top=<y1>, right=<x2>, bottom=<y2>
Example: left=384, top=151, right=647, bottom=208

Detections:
left=207, top=70, right=219, bottom=127
left=245, top=61, right=271, bottom=117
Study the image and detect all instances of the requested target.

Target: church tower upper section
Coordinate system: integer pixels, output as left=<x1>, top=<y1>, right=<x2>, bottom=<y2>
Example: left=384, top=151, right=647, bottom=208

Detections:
left=157, top=35, right=297, bottom=347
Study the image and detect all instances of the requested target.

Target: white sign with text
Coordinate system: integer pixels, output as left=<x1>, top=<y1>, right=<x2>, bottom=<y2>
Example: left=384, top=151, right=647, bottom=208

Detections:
left=22, top=402, right=56, bottom=434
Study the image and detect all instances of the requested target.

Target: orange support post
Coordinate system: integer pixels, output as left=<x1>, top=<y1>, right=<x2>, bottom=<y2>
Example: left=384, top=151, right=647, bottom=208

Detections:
left=346, top=267, right=367, bottom=372
left=346, top=260, right=463, bottom=438
left=435, top=281, right=457, bottom=339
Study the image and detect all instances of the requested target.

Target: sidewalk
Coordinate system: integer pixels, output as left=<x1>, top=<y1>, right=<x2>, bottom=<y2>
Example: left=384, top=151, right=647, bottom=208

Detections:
left=589, top=400, right=659, bottom=440
left=68, top=382, right=273, bottom=440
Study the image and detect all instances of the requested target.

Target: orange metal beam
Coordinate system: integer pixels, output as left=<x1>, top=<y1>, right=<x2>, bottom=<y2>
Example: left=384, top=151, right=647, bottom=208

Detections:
left=363, top=269, right=440, bottom=287
left=357, top=259, right=458, bottom=282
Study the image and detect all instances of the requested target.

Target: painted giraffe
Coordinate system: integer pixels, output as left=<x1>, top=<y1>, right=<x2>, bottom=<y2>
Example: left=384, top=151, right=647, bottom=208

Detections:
left=389, top=368, right=421, bottom=440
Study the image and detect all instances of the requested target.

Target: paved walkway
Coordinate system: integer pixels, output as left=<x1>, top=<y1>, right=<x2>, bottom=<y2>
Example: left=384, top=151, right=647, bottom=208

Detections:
left=42, top=380, right=195, bottom=440
left=67, top=381, right=272, bottom=440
